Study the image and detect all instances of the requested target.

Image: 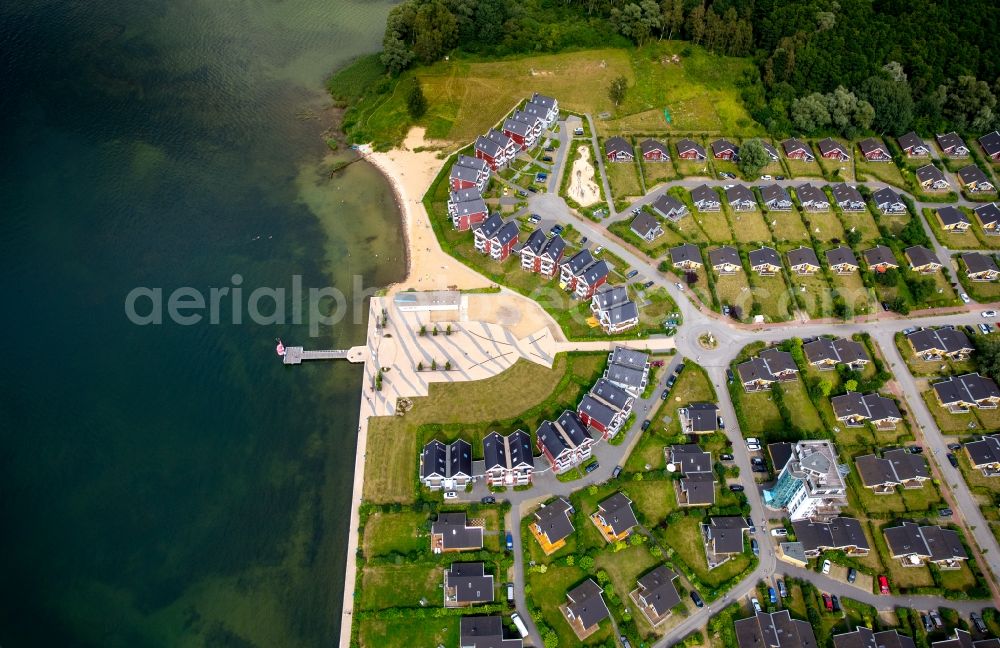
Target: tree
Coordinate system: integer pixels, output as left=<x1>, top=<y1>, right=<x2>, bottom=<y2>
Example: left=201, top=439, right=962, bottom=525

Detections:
left=579, top=555, right=595, bottom=571
left=974, top=334, right=1000, bottom=385
left=943, top=76, right=997, bottom=132
left=686, top=2, right=705, bottom=44
left=861, top=74, right=914, bottom=135
left=473, top=0, right=507, bottom=42
left=738, top=138, right=770, bottom=178
left=610, top=1, right=661, bottom=45
left=543, top=631, right=559, bottom=648
left=412, top=0, right=457, bottom=65
left=826, top=86, right=872, bottom=138
left=844, top=379, right=858, bottom=392
left=608, top=76, right=629, bottom=106
left=791, top=93, right=831, bottom=132
left=406, top=82, right=427, bottom=118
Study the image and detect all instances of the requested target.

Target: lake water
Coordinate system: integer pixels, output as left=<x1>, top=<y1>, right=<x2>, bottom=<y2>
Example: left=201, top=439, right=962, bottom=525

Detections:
left=0, top=1, right=404, bottom=645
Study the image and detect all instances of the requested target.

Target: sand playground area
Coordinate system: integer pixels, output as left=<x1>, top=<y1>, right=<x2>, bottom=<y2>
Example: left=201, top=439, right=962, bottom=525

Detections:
left=568, top=144, right=601, bottom=206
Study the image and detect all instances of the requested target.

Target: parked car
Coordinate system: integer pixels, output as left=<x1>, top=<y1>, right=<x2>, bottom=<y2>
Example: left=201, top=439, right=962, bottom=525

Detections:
left=822, top=559, right=832, bottom=575
left=584, top=461, right=600, bottom=474
left=751, top=597, right=762, bottom=613
left=984, top=310, right=999, bottom=318
left=620, top=635, right=632, bottom=648
left=775, top=175, right=785, bottom=180
left=771, top=528, right=788, bottom=537
left=931, top=610, right=943, bottom=629
left=823, top=593, right=833, bottom=611
left=481, top=496, right=496, bottom=504
left=847, top=567, right=857, bottom=583
left=541, top=155, right=553, bottom=162
left=660, top=389, right=670, bottom=400
left=730, top=484, right=745, bottom=492
left=517, top=189, right=528, bottom=197
left=580, top=236, right=588, bottom=245
left=666, top=375, right=677, bottom=388
left=761, top=175, right=773, bottom=180
left=727, top=369, right=735, bottom=384
left=939, top=508, right=953, bottom=517
left=612, top=465, right=623, bottom=479
left=751, top=458, right=768, bottom=473
left=947, top=452, right=959, bottom=467
left=721, top=453, right=734, bottom=461
left=902, top=327, right=918, bottom=335
left=690, top=590, right=704, bottom=608
left=528, top=214, right=541, bottom=223
left=980, top=323, right=992, bottom=335
left=550, top=224, right=563, bottom=235
left=717, top=416, right=726, bottom=430
left=973, top=613, right=987, bottom=633
left=768, top=587, right=777, bottom=604
left=961, top=293, right=971, bottom=303
left=948, top=443, right=962, bottom=451
left=909, top=446, right=923, bottom=454
left=444, top=491, right=458, bottom=499
left=626, top=269, right=639, bottom=279
left=505, top=532, right=513, bottom=550
left=747, top=518, right=756, bottom=534
left=831, top=595, right=840, bottom=612
left=507, top=583, right=515, bottom=602
left=746, top=437, right=761, bottom=451
left=594, top=246, right=603, bottom=254
left=921, top=614, right=933, bottom=631
left=881, top=301, right=891, bottom=312
left=641, top=419, right=651, bottom=431
left=573, top=127, right=584, bottom=136
left=777, top=579, right=787, bottom=598
left=878, top=575, right=890, bottom=594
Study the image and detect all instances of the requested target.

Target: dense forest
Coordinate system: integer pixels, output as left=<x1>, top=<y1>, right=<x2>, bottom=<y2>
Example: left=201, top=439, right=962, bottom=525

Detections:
left=378, top=0, right=1000, bottom=137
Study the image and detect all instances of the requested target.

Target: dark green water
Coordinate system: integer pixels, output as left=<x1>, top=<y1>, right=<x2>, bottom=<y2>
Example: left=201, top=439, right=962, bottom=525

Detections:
left=0, top=1, right=404, bottom=646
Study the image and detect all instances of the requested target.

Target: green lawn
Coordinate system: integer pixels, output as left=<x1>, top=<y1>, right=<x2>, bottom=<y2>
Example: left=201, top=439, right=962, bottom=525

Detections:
left=782, top=381, right=824, bottom=434
left=830, top=271, right=874, bottom=315
left=801, top=209, right=846, bottom=241
left=784, top=158, right=825, bottom=178
left=359, top=615, right=458, bottom=648
left=748, top=273, right=793, bottom=322
left=729, top=209, right=772, bottom=244
left=787, top=271, right=835, bottom=319
left=956, top=267, right=1000, bottom=302
left=660, top=516, right=754, bottom=589
left=895, top=332, right=977, bottom=377
left=923, top=208, right=983, bottom=249
left=714, top=272, right=753, bottom=318
left=594, top=545, right=664, bottom=639
left=733, top=389, right=783, bottom=436
left=856, top=158, right=907, bottom=188
left=641, top=158, right=678, bottom=189
left=625, top=431, right=668, bottom=472
left=660, top=363, right=717, bottom=435
left=769, top=210, right=811, bottom=243
left=359, top=564, right=443, bottom=610
left=527, top=564, right=612, bottom=647
left=840, top=210, right=881, bottom=242
left=604, top=157, right=644, bottom=204
left=693, top=211, right=735, bottom=242
left=363, top=511, right=428, bottom=557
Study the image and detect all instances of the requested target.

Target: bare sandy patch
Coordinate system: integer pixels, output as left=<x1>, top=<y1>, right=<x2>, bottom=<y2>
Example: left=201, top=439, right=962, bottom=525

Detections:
left=568, top=144, right=601, bottom=207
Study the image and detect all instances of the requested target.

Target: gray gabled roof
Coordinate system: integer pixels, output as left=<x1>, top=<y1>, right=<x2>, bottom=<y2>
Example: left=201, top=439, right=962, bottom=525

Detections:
left=959, top=164, right=990, bottom=185
left=592, top=284, right=630, bottom=311
left=884, top=522, right=966, bottom=561
left=934, top=373, right=1000, bottom=406
left=963, top=252, right=999, bottom=275
left=792, top=517, right=869, bottom=553
left=831, top=183, right=863, bottom=205
left=858, top=138, right=889, bottom=157
left=726, top=184, right=756, bottom=205
left=640, top=138, right=670, bottom=157
left=898, top=132, right=928, bottom=152
left=856, top=449, right=928, bottom=487
left=460, top=615, right=523, bottom=648
left=975, top=203, right=1000, bottom=227
left=907, top=327, right=973, bottom=356
left=610, top=346, right=649, bottom=371
left=872, top=186, right=904, bottom=208
left=682, top=402, right=719, bottom=432
left=760, top=183, right=791, bottom=205
left=782, top=138, right=813, bottom=157
left=905, top=245, right=940, bottom=268
left=738, top=357, right=775, bottom=385
left=712, top=138, right=739, bottom=156
left=591, top=378, right=632, bottom=410
left=691, top=184, right=720, bottom=205
left=965, top=435, right=1000, bottom=468
left=834, top=627, right=915, bottom=648
left=533, top=497, right=575, bottom=544
left=483, top=430, right=534, bottom=472
left=446, top=561, right=494, bottom=603
left=937, top=206, right=970, bottom=227
left=566, top=579, right=610, bottom=629
left=604, top=300, right=639, bottom=326
left=451, top=188, right=482, bottom=204
left=706, top=516, right=749, bottom=554
left=709, top=245, right=741, bottom=268
left=652, top=193, right=687, bottom=218
left=580, top=260, right=610, bottom=285
left=476, top=212, right=504, bottom=238
left=826, top=246, right=858, bottom=268
left=475, top=134, right=504, bottom=158
left=494, top=220, right=519, bottom=246
left=596, top=492, right=638, bottom=535
left=578, top=394, right=619, bottom=428
left=670, top=443, right=713, bottom=474
left=451, top=164, right=484, bottom=184
left=761, top=348, right=798, bottom=374
left=670, top=243, right=703, bottom=266
left=521, top=229, right=547, bottom=256
left=563, top=248, right=595, bottom=275
left=796, top=183, right=829, bottom=205
left=864, top=245, right=898, bottom=268
left=818, top=137, right=849, bottom=158
left=635, top=565, right=681, bottom=615
left=677, top=138, right=706, bottom=158
left=749, top=246, right=781, bottom=268
left=916, top=164, right=947, bottom=184
left=605, top=136, right=634, bottom=157
left=981, top=131, right=1000, bottom=157
left=936, top=131, right=967, bottom=152
left=787, top=246, right=820, bottom=268
left=736, top=610, right=818, bottom=648
left=631, top=211, right=662, bottom=238
left=503, top=117, right=532, bottom=138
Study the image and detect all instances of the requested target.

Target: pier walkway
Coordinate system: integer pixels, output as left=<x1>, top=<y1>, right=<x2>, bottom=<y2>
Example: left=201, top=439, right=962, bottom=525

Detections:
left=281, top=345, right=367, bottom=365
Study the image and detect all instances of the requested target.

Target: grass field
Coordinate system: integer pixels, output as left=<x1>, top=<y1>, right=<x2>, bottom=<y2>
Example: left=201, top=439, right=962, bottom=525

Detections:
left=856, top=158, right=907, bottom=188
left=840, top=210, right=881, bottom=242
left=625, top=430, right=668, bottom=472
left=782, top=381, right=824, bottom=433
left=957, top=269, right=1000, bottom=302
left=748, top=273, right=793, bottom=321
left=769, top=211, right=810, bottom=242
left=604, top=157, right=644, bottom=203
left=714, top=272, right=753, bottom=316
left=359, top=615, right=458, bottom=648
left=360, top=564, right=443, bottom=609
left=594, top=545, right=662, bottom=637
left=923, top=208, right=983, bottom=249
left=659, top=363, right=717, bottom=435
left=526, top=564, right=612, bottom=647
left=831, top=271, right=874, bottom=314
left=787, top=271, right=835, bottom=319
left=693, top=211, right=735, bottom=242
left=641, top=158, right=678, bottom=189
left=734, top=390, right=783, bottom=436
left=364, top=511, right=428, bottom=557
left=921, top=391, right=977, bottom=434
left=363, top=353, right=607, bottom=503
left=729, top=209, right=772, bottom=243
left=661, top=516, right=754, bottom=588
left=802, top=210, right=847, bottom=241
left=785, top=158, right=825, bottom=178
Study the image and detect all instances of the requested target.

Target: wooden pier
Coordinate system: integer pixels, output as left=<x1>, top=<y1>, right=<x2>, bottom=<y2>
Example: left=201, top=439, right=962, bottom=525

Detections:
left=282, top=345, right=367, bottom=365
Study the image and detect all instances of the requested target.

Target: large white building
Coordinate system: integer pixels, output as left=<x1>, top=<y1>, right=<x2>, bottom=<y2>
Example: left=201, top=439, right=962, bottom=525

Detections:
left=764, top=441, right=848, bottom=521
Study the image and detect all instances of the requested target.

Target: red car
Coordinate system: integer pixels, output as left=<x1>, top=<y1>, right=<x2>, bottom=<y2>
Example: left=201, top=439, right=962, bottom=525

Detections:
left=822, top=593, right=833, bottom=611
left=878, top=575, right=890, bottom=595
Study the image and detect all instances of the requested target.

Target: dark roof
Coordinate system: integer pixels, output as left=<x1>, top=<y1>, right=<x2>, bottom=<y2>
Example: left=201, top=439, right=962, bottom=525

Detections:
left=446, top=562, right=494, bottom=603
left=566, top=579, right=610, bottom=630
left=456, top=154, right=489, bottom=172
left=631, top=211, right=662, bottom=238
left=592, top=284, right=630, bottom=311
left=916, top=164, right=948, bottom=184
left=652, top=193, right=687, bottom=218
left=905, top=245, right=940, bottom=268
left=681, top=473, right=717, bottom=505
left=452, top=198, right=488, bottom=218
left=712, top=138, right=739, bottom=156
left=803, top=337, right=867, bottom=365
left=709, top=245, right=741, bottom=267
left=460, top=616, right=523, bottom=648
left=605, top=136, right=634, bottom=157
left=856, top=449, right=928, bottom=487
left=450, top=439, right=473, bottom=477
left=726, top=184, right=756, bottom=204
left=936, top=131, right=967, bottom=152
left=451, top=188, right=482, bottom=203
left=818, top=137, right=849, bottom=158
left=782, top=138, right=813, bottom=156
left=536, top=412, right=592, bottom=458
left=610, top=346, right=649, bottom=371
left=966, top=435, right=1000, bottom=468
left=578, top=394, right=619, bottom=428
left=981, top=131, right=1000, bottom=157
left=603, top=301, right=640, bottom=327
left=761, top=183, right=792, bottom=205
left=884, top=448, right=930, bottom=481
left=691, top=184, right=720, bottom=205
left=677, top=138, right=706, bottom=158
left=826, top=246, right=858, bottom=268
left=682, top=402, right=719, bottom=432
left=898, top=132, right=927, bottom=152
left=934, top=373, right=1000, bottom=406
left=451, top=164, right=483, bottom=183
left=590, top=378, right=632, bottom=411
left=884, top=522, right=967, bottom=561
left=475, top=134, right=503, bottom=158
left=749, top=246, right=781, bottom=268
left=787, top=246, right=820, bottom=268
left=511, top=109, right=539, bottom=126
left=872, top=186, right=904, bottom=208
left=483, top=430, right=533, bottom=471
left=933, top=629, right=990, bottom=648
left=596, top=492, right=638, bottom=536
left=476, top=212, right=504, bottom=238
left=494, top=220, right=519, bottom=246
left=563, top=248, right=595, bottom=275
left=433, top=512, right=485, bottom=551
left=421, top=439, right=447, bottom=479
left=542, top=234, right=566, bottom=260
left=635, top=565, right=681, bottom=615
left=486, top=129, right=513, bottom=149
left=907, top=327, right=973, bottom=355
left=605, top=363, right=646, bottom=392
left=796, top=183, right=829, bottom=205
left=858, top=138, right=889, bottom=157
left=937, top=206, right=970, bottom=228
left=831, top=183, right=864, bottom=205
left=706, top=516, right=749, bottom=553
left=959, top=164, right=990, bottom=185
left=735, top=610, right=818, bottom=648
left=975, top=203, right=1000, bottom=227
left=671, top=444, right=713, bottom=474
left=761, top=348, right=798, bottom=375
left=530, top=93, right=557, bottom=110
left=738, top=357, right=775, bottom=385
left=768, top=442, right=795, bottom=472
left=580, top=259, right=610, bottom=286
left=640, top=138, right=670, bottom=157
left=503, top=118, right=532, bottom=138
left=533, top=497, right=575, bottom=544
left=834, top=627, right=915, bottom=648
left=761, top=141, right=780, bottom=159
left=792, top=517, right=869, bottom=552
left=670, top=243, right=703, bottom=266
left=864, top=245, right=898, bottom=268
left=832, top=391, right=900, bottom=422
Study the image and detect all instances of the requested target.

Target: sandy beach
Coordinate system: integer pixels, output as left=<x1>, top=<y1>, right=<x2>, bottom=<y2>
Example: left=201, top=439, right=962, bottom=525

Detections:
left=363, top=128, right=491, bottom=294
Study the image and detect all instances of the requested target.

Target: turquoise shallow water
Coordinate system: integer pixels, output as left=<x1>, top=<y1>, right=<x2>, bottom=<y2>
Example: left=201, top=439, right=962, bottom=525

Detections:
left=0, top=1, right=403, bottom=645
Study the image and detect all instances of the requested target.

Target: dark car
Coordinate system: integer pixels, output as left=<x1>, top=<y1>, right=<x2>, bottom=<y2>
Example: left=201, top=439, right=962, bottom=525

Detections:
left=948, top=443, right=962, bottom=451
left=517, top=189, right=528, bottom=197
left=612, top=465, right=623, bottom=479
left=721, top=453, right=734, bottom=461
left=676, top=362, right=686, bottom=372
left=909, top=446, right=923, bottom=454
left=627, top=269, right=639, bottom=279
left=641, top=419, right=651, bottom=431
left=921, top=614, right=933, bottom=631
left=550, top=224, right=564, bottom=235
left=939, top=508, right=953, bottom=517
left=947, top=453, right=959, bottom=467
left=526, top=186, right=536, bottom=193
left=690, top=590, right=704, bottom=608
left=643, top=280, right=655, bottom=289
left=661, top=389, right=670, bottom=400
left=729, top=484, right=745, bottom=492
left=973, top=613, right=987, bottom=634
left=751, top=539, right=759, bottom=556
left=584, top=461, right=600, bottom=474
left=727, top=368, right=735, bottom=384
left=481, top=496, right=496, bottom=505
left=881, top=301, right=891, bottom=312
left=541, top=155, right=553, bottom=162
left=831, top=595, right=840, bottom=612
left=847, top=567, right=857, bottom=583
left=666, top=375, right=677, bottom=388
left=580, top=236, right=588, bottom=245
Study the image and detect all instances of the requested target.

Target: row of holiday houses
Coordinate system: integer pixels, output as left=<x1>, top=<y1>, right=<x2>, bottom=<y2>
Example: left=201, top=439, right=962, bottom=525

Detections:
left=418, top=348, right=651, bottom=489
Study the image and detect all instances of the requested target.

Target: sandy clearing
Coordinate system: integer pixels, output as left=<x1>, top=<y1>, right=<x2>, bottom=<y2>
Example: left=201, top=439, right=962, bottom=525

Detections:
left=568, top=144, right=601, bottom=206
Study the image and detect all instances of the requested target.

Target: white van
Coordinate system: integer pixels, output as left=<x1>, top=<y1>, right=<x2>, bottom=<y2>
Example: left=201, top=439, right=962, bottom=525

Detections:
left=511, top=613, right=529, bottom=638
